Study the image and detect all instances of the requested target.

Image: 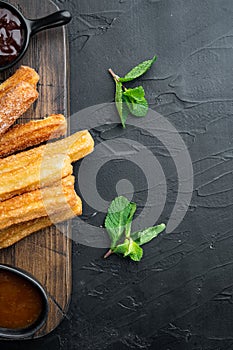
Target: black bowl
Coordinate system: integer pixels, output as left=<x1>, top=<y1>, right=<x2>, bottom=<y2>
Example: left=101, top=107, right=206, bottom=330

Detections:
left=0, top=264, right=49, bottom=339
left=0, top=0, right=71, bottom=71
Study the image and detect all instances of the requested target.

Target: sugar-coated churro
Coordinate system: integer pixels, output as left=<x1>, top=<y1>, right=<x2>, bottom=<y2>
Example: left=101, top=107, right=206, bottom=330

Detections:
left=0, top=66, right=39, bottom=97
left=0, top=81, right=38, bottom=135
left=0, top=114, right=67, bottom=158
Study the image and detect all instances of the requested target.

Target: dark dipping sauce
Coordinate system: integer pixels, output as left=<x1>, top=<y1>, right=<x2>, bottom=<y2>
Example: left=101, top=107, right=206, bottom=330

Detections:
left=0, top=270, right=43, bottom=330
left=0, top=8, right=24, bottom=66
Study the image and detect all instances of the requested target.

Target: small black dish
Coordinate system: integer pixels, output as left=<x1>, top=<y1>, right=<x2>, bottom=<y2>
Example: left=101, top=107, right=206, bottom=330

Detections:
left=0, top=0, right=72, bottom=71
left=0, top=264, right=49, bottom=340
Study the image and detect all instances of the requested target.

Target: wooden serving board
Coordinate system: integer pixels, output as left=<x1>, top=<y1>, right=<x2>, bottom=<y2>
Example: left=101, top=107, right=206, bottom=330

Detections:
left=0, top=0, right=71, bottom=338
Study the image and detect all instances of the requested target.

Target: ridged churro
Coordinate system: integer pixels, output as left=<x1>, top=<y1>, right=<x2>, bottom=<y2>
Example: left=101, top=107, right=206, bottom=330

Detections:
left=0, top=201, right=82, bottom=249
left=0, top=154, right=72, bottom=202
left=0, top=175, right=77, bottom=230
left=0, top=66, right=39, bottom=97
left=0, top=81, right=39, bottom=135
left=0, top=114, right=67, bottom=158
left=0, top=130, right=94, bottom=175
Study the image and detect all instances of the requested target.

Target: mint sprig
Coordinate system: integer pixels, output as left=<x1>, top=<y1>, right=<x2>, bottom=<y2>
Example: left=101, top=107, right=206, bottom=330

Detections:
left=109, top=55, right=157, bottom=128
left=104, top=196, right=165, bottom=262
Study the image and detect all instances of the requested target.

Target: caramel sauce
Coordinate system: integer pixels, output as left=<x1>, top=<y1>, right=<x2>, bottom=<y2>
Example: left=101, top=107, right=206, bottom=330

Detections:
left=0, top=8, right=24, bottom=66
left=0, top=270, right=43, bottom=330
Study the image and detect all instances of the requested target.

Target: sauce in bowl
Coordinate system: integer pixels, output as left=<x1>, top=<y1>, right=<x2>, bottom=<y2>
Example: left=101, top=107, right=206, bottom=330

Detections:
left=0, top=7, right=24, bottom=66
left=0, top=269, right=43, bottom=330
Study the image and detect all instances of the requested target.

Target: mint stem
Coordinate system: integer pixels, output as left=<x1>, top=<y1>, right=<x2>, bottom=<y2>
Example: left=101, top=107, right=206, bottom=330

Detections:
left=104, top=249, right=113, bottom=259
left=108, top=68, right=119, bottom=81
left=108, top=68, right=127, bottom=91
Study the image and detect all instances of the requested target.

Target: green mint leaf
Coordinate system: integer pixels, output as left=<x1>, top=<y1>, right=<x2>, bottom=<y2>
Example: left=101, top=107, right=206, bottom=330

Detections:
left=105, top=196, right=136, bottom=248
left=115, top=80, right=124, bottom=126
left=123, top=86, right=149, bottom=117
left=119, top=55, right=157, bottom=83
left=124, top=86, right=145, bottom=100
left=125, top=96, right=148, bottom=117
left=115, top=80, right=129, bottom=128
left=124, top=238, right=143, bottom=261
left=121, top=102, right=129, bottom=127
left=131, top=223, right=166, bottom=246
left=114, top=238, right=143, bottom=262
left=125, top=202, right=136, bottom=238
left=113, top=239, right=129, bottom=255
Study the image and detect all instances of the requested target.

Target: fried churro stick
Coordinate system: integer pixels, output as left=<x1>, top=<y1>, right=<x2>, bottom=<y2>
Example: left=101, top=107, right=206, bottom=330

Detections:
left=0, top=154, right=72, bottom=202
left=0, top=201, right=82, bottom=249
left=0, top=175, right=77, bottom=230
left=0, top=114, right=67, bottom=158
left=63, top=130, right=95, bottom=163
left=0, top=130, right=94, bottom=175
left=0, top=81, right=39, bottom=135
left=0, top=66, right=39, bottom=97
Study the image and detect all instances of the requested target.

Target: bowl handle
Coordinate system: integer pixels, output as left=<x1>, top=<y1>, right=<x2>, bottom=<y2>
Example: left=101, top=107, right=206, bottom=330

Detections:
left=28, top=10, right=71, bottom=36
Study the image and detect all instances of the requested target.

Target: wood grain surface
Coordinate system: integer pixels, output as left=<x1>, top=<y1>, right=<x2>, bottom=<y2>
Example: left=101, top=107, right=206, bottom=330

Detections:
left=0, top=0, right=71, bottom=338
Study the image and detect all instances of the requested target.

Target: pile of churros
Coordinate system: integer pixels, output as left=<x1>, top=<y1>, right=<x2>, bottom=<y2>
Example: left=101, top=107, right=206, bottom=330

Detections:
left=0, top=66, right=94, bottom=249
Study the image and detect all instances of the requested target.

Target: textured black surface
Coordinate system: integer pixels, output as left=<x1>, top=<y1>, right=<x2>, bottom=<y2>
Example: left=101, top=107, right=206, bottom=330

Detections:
left=2, top=0, right=233, bottom=349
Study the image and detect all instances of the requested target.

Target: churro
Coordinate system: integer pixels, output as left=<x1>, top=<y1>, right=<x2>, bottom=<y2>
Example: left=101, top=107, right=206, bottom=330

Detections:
left=0, top=81, right=39, bottom=135
left=0, top=130, right=94, bottom=175
left=0, top=154, right=72, bottom=202
left=0, top=114, right=67, bottom=158
left=0, top=66, right=39, bottom=97
left=0, top=201, right=82, bottom=249
left=0, top=175, right=77, bottom=230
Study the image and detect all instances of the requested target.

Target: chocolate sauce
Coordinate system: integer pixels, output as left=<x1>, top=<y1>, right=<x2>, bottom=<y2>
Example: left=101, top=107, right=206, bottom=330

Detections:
left=0, top=8, right=24, bottom=66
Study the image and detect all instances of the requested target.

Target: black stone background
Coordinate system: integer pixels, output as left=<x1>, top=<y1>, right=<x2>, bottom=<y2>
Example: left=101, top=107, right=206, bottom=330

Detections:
left=2, top=0, right=233, bottom=349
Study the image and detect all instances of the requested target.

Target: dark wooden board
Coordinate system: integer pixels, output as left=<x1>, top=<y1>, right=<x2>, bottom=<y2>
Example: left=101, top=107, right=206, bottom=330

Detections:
left=0, top=0, right=71, bottom=338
